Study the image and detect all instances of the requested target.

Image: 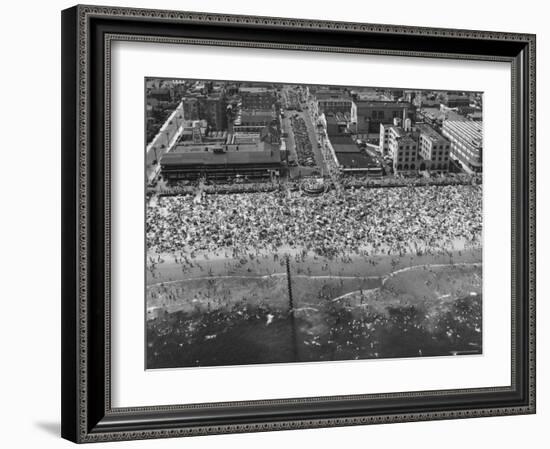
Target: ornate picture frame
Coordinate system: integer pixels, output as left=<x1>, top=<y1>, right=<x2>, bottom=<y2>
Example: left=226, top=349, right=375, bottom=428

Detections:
left=61, top=4, right=536, bottom=443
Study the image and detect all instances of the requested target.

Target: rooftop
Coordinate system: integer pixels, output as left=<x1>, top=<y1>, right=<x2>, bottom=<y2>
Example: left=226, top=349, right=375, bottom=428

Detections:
left=420, top=107, right=467, bottom=122
left=442, top=120, right=483, bottom=147
left=418, top=124, right=448, bottom=142
left=336, top=152, right=377, bottom=169
left=171, top=140, right=270, bottom=154
left=161, top=144, right=281, bottom=166
left=330, top=136, right=361, bottom=153
left=389, top=126, right=418, bottom=143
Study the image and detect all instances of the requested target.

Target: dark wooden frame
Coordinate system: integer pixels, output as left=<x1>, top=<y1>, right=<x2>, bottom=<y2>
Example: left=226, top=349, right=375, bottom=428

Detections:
left=61, top=4, right=536, bottom=443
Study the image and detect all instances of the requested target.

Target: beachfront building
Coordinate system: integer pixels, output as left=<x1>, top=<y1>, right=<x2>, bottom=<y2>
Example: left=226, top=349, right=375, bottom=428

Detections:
left=323, top=134, right=383, bottom=176
left=442, top=120, right=483, bottom=173
left=160, top=140, right=282, bottom=181
left=418, top=124, right=451, bottom=173
left=387, top=124, right=419, bottom=174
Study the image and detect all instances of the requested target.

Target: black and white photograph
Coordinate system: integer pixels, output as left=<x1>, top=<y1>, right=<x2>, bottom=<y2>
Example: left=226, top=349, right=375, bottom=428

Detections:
left=1, top=0, right=543, bottom=445
left=145, top=79, right=483, bottom=369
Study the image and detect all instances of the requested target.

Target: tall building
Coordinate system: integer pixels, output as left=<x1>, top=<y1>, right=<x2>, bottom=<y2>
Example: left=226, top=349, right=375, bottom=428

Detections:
left=182, top=92, right=227, bottom=131
left=387, top=124, right=419, bottom=173
left=182, top=96, right=200, bottom=120
left=418, top=124, right=451, bottom=172
left=379, top=121, right=400, bottom=156
left=203, top=94, right=226, bottom=131
left=442, top=121, right=483, bottom=173
left=385, top=122, right=452, bottom=174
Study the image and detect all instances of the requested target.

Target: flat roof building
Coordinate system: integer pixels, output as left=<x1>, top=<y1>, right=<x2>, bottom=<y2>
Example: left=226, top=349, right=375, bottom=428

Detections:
left=418, top=124, right=451, bottom=173
left=326, top=135, right=382, bottom=175
left=387, top=125, right=419, bottom=173
left=442, top=120, right=483, bottom=173
left=160, top=141, right=282, bottom=181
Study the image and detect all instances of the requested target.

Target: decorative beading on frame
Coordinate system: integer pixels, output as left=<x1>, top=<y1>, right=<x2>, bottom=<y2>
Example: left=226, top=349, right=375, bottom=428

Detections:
left=527, top=34, right=536, bottom=412
left=75, top=5, right=536, bottom=442
left=77, top=5, right=89, bottom=441
left=79, top=4, right=534, bottom=42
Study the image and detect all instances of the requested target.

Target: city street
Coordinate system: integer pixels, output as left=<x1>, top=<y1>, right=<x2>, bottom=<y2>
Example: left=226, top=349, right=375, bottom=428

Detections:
left=281, top=114, right=297, bottom=163
left=281, top=110, right=328, bottom=179
left=280, top=86, right=327, bottom=177
left=295, top=108, right=327, bottom=175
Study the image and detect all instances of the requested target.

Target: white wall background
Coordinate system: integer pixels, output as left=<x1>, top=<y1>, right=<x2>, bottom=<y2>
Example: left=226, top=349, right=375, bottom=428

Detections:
left=0, top=0, right=546, bottom=447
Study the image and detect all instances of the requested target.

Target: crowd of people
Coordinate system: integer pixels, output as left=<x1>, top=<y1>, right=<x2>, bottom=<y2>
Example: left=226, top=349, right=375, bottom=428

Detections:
left=291, top=116, right=317, bottom=167
left=149, top=173, right=480, bottom=201
left=146, top=184, right=482, bottom=258
left=338, top=172, right=482, bottom=189
left=152, top=181, right=281, bottom=197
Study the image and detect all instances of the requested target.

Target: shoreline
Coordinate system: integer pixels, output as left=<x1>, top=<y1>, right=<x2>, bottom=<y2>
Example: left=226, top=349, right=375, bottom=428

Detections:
left=146, top=243, right=481, bottom=286
left=146, top=244, right=482, bottom=318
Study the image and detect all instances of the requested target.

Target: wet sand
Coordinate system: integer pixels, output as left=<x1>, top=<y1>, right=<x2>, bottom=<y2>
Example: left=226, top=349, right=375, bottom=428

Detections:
left=146, top=243, right=481, bottom=317
left=146, top=244, right=481, bottom=286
